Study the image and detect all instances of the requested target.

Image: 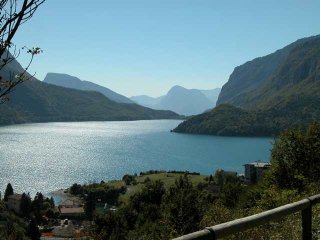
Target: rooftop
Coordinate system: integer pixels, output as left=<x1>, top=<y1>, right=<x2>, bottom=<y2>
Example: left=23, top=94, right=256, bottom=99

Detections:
left=59, top=207, right=84, bottom=215
left=245, top=161, right=271, bottom=168
left=59, top=199, right=82, bottom=208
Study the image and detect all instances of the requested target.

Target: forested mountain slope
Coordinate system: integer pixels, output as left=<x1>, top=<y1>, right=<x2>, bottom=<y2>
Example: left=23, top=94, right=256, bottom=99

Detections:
left=174, top=35, right=320, bottom=136
left=44, top=73, right=134, bottom=104
left=0, top=57, right=180, bottom=125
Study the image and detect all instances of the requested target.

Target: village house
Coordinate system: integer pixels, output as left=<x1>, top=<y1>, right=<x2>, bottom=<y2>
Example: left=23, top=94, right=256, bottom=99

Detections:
left=5, top=193, right=22, bottom=214
left=244, top=161, right=271, bottom=183
left=58, top=199, right=85, bottom=218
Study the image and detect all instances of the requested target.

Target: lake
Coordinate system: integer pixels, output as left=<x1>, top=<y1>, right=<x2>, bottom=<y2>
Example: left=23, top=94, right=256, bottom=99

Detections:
left=0, top=120, right=273, bottom=196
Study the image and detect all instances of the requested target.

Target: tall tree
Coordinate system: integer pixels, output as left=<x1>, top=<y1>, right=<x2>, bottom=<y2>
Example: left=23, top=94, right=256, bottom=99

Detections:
left=269, top=122, right=320, bottom=190
left=162, top=175, right=201, bottom=235
left=26, top=217, right=41, bottom=240
left=84, top=192, right=95, bottom=221
left=4, top=182, right=13, bottom=201
left=20, top=192, right=32, bottom=218
left=0, top=0, right=45, bottom=103
left=32, top=192, right=44, bottom=221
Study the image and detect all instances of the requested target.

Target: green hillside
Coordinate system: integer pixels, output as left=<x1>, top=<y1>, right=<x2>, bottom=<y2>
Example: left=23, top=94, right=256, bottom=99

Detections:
left=43, top=72, right=134, bottom=104
left=0, top=55, right=181, bottom=125
left=0, top=80, right=181, bottom=125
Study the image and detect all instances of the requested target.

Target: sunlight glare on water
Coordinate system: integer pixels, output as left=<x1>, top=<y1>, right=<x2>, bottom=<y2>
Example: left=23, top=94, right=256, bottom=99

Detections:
left=0, top=120, right=272, bottom=196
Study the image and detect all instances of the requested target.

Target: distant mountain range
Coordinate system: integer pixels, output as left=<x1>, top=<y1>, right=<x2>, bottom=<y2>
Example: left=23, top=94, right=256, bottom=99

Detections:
left=0, top=58, right=181, bottom=125
left=44, top=73, right=133, bottom=104
left=174, top=35, right=320, bottom=136
left=130, top=95, right=164, bottom=108
left=44, top=73, right=221, bottom=116
left=131, top=86, right=221, bottom=116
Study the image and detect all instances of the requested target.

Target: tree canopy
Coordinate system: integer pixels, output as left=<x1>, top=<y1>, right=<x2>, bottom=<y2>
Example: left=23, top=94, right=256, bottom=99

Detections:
left=269, top=122, right=320, bottom=190
left=4, top=182, right=13, bottom=201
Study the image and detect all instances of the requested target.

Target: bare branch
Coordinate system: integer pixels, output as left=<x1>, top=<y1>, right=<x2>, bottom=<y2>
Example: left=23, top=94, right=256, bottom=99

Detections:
left=0, top=0, right=45, bottom=103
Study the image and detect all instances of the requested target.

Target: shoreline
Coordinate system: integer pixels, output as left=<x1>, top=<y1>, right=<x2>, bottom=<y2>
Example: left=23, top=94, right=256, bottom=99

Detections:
left=48, top=188, right=81, bottom=205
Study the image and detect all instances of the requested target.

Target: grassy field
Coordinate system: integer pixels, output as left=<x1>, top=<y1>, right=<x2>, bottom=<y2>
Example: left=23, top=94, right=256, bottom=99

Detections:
left=64, top=172, right=209, bottom=214
left=105, top=172, right=208, bottom=204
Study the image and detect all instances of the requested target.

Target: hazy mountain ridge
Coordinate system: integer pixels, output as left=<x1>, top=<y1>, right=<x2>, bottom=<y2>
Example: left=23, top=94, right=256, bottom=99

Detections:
left=130, top=95, right=164, bottom=108
left=0, top=58, right=181, bottom=125
left=44, top=73, right=134, bottom=104
left=200, top=88, right=221, bottom=103
left=174, top=35, right=320, bottom=136
left=131, top=86, right=221, bottom=116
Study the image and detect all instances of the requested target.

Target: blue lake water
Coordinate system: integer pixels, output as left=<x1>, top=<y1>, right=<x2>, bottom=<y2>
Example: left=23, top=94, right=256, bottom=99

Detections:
left=0, top=120, right=273, bottom=196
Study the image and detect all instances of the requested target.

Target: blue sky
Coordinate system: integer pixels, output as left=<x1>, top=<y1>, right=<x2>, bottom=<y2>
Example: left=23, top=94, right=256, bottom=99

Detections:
left=12, top=0, right=320, bottom=97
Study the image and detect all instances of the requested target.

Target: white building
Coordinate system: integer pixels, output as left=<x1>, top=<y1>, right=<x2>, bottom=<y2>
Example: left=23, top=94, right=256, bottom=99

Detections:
left=244, top=161, right=271, bottom=183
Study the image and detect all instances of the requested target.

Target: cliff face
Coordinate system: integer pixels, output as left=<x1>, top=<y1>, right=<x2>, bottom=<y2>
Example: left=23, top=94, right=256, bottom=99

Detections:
left=251, top=37, right=320, bottom=110
left=217, top=35, right=320, bottom=109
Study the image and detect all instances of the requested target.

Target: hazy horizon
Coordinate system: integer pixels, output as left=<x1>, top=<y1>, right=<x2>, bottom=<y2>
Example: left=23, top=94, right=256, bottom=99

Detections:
left=42, top=72, right=222, bottom=98
left=11, top=0, right=320, bottom=97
